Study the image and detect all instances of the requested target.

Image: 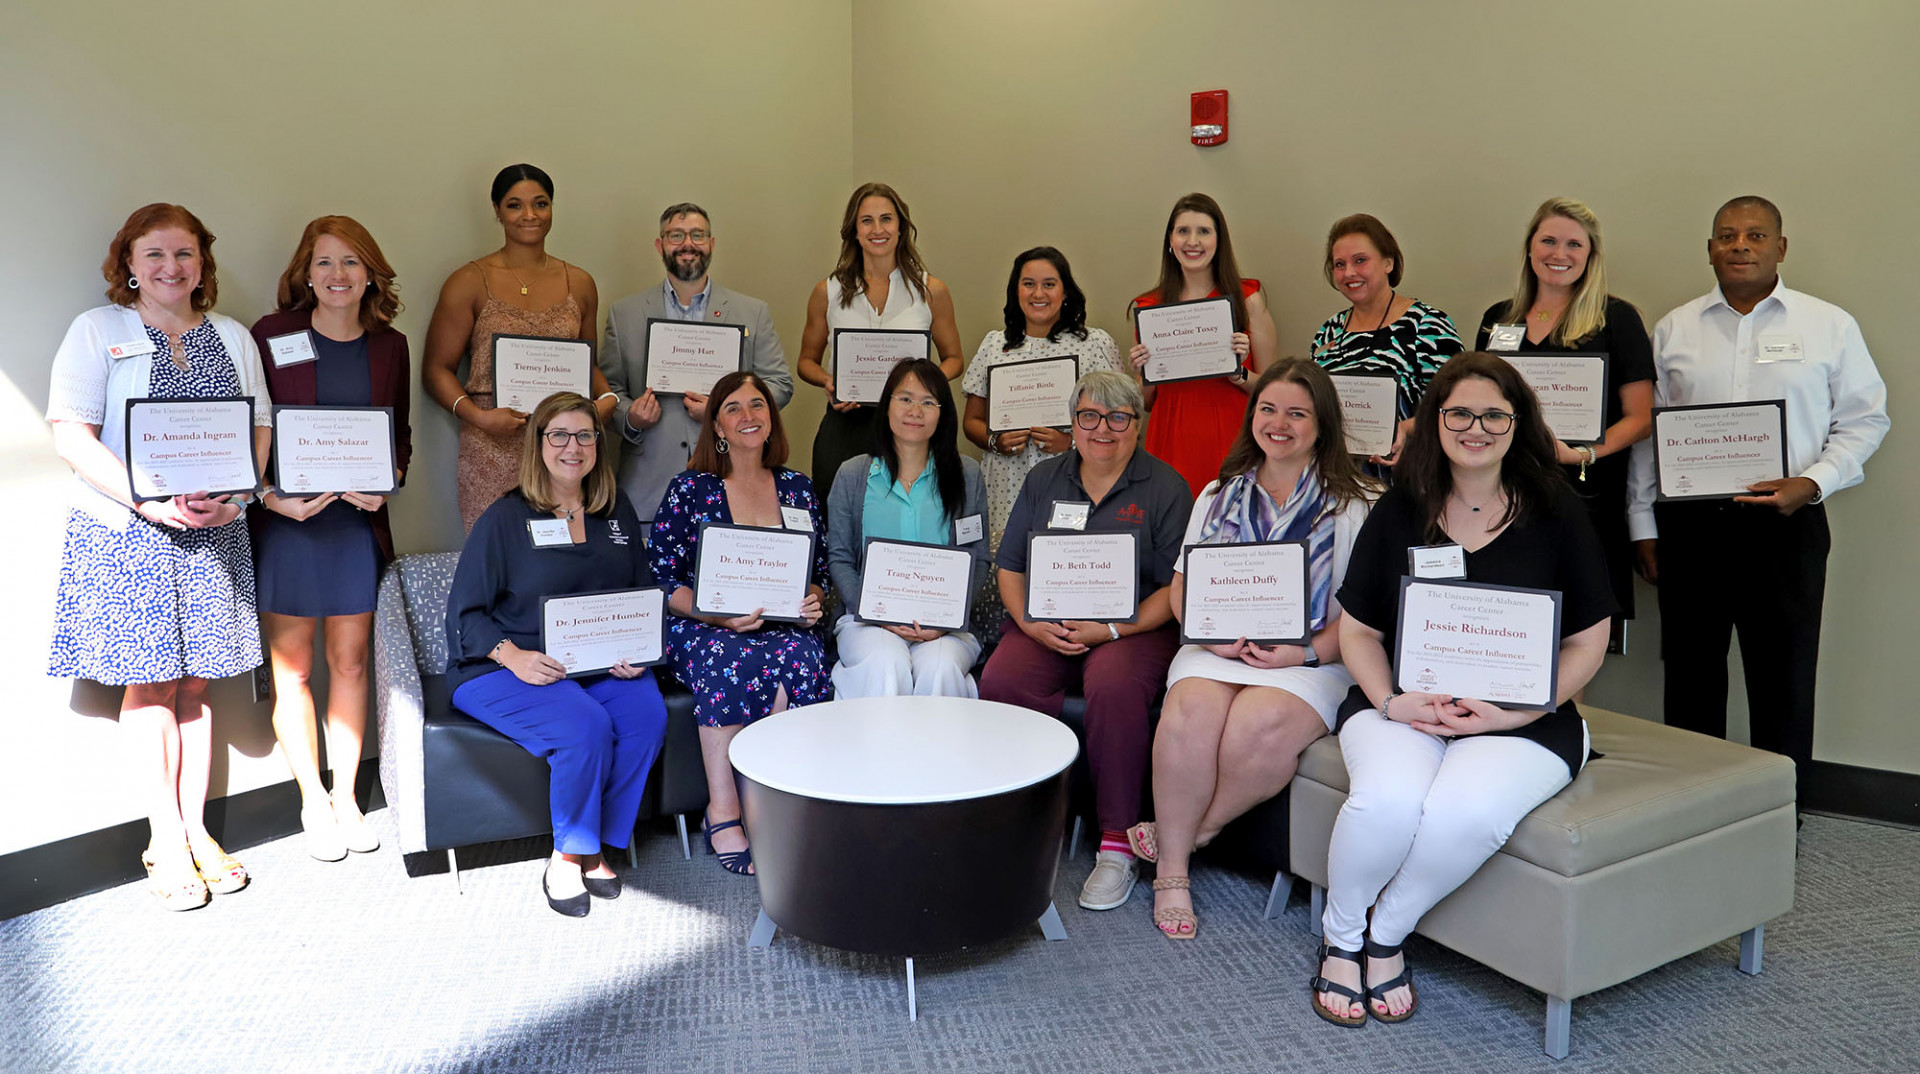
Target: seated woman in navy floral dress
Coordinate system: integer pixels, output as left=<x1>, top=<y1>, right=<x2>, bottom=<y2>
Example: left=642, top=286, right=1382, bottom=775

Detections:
left=647, top=370, right=829, bottom=876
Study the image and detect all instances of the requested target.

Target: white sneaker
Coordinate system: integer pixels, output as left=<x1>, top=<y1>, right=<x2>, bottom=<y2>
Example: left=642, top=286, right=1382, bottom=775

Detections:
left=1078, top=850, right=1138, bottom=910
left=302, top=804, right=347, bottom=862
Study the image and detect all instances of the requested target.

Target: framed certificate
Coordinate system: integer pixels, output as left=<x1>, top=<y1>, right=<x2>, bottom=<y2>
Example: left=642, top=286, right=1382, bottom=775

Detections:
left=1133, top=296, right=1239, bottom=384
left=986, top=355, right=1079, bottom=433
left=831, top=328, right=931, bottom=404
left=1503, top=353, right=1608, bottom=444
left=1394, top=578, right=1561, bottom=711
left=1651, top=400, right=1788, bottom=501
left=855, top=538, right=978, bottom=632
left=643, top=319, right=745, bottom=396
left=271, top=406, right=398, bottom=495
left=1180, top=540, right=1311, bottom=645
left=539, top=587, right=668, bottom=676
left=1024, top=530, right=1140, bottom=624
left=124, top=396, right=261, bottom=503
left=1328, top=373, right=1398, bottom=457
left=691, top=521, right=815, bottom=624
left=492, top=334, right=594, bottom=412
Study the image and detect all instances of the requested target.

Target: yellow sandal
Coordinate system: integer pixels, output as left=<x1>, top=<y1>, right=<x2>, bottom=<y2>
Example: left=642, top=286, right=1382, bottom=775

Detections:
left=188, top=837, right=250, bottom=896
left=141, top=850, right=209, bottom=912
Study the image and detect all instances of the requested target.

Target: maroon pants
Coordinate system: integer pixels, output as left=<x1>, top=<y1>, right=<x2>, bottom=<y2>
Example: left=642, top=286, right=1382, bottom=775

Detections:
left=978, top=620, right=1180, bottom=832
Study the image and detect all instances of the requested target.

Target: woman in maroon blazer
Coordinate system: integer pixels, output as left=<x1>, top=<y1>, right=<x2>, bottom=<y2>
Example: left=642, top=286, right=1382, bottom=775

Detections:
left=250, top=215, right=411, bottom=862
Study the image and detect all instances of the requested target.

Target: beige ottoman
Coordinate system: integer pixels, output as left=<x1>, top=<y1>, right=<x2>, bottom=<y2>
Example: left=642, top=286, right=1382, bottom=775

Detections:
left=1287, top=706, right=1796, bottom=1058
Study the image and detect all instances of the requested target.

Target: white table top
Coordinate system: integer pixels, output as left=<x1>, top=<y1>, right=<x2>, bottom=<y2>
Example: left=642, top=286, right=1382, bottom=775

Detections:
left=728, top=697, right=1080, bottom=805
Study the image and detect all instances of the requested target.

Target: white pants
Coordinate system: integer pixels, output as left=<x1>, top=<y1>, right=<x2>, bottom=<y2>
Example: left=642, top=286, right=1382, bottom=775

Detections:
left=830, top=615, right=982, bottom=700
left=1320, top=709, right=1581, bottom=950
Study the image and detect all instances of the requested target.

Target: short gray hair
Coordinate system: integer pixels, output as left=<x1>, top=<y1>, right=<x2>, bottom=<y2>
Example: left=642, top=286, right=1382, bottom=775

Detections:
left=659, top=202, right=710, bottom=229
left=1074, top=369, right=1144, bottom=414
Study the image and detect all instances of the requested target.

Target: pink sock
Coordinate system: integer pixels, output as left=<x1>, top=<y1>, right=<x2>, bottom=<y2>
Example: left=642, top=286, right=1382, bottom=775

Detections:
left=1099, top=830, right=1133, bottom=857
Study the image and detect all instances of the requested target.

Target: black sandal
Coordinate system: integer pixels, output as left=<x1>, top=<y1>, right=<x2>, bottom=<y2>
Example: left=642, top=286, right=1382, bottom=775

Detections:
left=1309, top=941, right=1368, bottom=1028
left=701, top=814, right=754, bottom=876
left=1363, top=937, right=1418, bottom=1023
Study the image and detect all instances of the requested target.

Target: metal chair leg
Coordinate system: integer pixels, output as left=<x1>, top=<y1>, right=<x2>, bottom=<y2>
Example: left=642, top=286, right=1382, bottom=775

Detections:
left=447, top=848, right=461, bottom=894
left=1307, top=882, right=1325, bottom=932
left=1739, top=924, right=1765, bottom=975
left=1264, top=870, right=1292, bottom=920
left=676, top=814, right=691, bottom=860
left=1544, top=994, right=1572, bottom=1059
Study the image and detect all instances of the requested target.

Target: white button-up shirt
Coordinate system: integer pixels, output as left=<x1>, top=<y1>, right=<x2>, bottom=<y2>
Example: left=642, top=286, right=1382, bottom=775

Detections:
left=1627, top=279, right=1889, bottom=540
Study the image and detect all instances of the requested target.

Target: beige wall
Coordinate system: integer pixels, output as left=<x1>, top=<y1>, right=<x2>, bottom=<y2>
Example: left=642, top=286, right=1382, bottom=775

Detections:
left=848, top=0, right=1916, bottom=773
left=0, top=0, right=853, bottom=854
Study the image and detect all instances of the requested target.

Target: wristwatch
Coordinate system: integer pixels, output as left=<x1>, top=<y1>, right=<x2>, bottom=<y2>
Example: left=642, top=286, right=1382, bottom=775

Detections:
left=1107, top=623, right=1121, bottom=642
left=1300, top=644, right=1320, bottom=668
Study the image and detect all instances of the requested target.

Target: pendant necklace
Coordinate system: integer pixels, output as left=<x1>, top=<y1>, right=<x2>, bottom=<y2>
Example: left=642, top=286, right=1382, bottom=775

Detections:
left=506, top=254, right=549, bottom=297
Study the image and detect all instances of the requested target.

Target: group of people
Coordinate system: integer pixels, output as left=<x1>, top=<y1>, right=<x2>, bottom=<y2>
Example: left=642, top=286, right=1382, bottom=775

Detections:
left=46, top=170, right=1887, bottom=1025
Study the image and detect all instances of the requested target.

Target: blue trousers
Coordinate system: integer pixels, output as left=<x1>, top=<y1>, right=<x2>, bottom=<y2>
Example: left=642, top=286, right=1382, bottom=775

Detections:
left=451, top=669, right=668, bottom=855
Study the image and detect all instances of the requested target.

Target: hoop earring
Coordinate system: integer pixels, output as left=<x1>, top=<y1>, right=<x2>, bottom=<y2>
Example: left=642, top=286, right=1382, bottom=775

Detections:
left=127, top=276, right=139, bottom=290
left=715, top=436, right=730, bottom=455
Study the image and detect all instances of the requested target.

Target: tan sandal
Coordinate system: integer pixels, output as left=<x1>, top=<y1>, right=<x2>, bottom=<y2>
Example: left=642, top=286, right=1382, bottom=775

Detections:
left=1126, top=822, right=1159, bottom=863
left=141, top=850, right=209, bottom=912
left=188, top=837, right=249, bottom=895
left=1150, top=876, right=1197, bottom=940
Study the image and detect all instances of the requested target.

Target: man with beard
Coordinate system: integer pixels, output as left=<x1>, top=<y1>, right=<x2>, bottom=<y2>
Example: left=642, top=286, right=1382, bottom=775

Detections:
left=601, top=202, right=793, bottom=533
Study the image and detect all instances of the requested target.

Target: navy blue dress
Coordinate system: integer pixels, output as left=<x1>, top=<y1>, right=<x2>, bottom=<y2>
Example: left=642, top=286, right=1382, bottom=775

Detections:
left=254, top=333, right=383, bottom=617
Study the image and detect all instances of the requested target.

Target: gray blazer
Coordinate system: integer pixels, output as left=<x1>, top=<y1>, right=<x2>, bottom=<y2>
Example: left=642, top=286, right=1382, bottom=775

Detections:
left=599, top=280, right=793, bottom=521
left=826, top=453, right=988, bottom=611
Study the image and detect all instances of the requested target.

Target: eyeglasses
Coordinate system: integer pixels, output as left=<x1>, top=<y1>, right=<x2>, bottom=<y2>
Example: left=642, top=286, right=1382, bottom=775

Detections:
left=662, top=229, right=711, bottom=245
left=1438, top=408, right=1515, bottom=435
left=542, top=429, right=601, bottom=447
left=890, top=394, right=941, bottom=412
left=1074, top=408, right=1137, bottom=432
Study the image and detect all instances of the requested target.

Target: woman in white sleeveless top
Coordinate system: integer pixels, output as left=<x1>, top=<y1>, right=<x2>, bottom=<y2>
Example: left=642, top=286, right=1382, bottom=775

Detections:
left=796, top=182, right=963, bottom=503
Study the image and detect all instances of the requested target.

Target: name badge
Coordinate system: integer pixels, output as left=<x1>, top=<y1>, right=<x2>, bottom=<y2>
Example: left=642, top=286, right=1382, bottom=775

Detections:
left=780, top=505, right=813, bottom=532
left=528, top=518, right=573, bottom=547
left=1755, top=334, right=1803, bottom=363
left=1048, top=501, right=1091, bottom=531
left=266, top=330, right=318, bottom=368
left=954, top=513, right=984, bottom=544
left=1485, top=324, right=1526, bottom=352
left=1409, top=544, right=1467, bottom=579
left=107, top=338, right=158, bottom=360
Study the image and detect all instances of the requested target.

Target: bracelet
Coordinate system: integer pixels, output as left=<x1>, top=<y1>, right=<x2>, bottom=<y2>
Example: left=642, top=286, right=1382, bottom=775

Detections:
left=1107, top=622, right=1121, bottom=642
left=988, top=431, right=1002, bottom=454
left=1381, top=692, right=1400, bottom=720
left=452, top=394, right=471, bottom=418
left=489, top=639, right=509, bottom=662
left=597, top=391, right=617, bottom=403
left=1577, top=444, right=1597, bottom=483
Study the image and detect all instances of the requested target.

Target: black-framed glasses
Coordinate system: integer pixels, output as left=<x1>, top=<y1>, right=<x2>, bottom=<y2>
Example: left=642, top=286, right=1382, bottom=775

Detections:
left=542, top=429, right=601, bottom=447
left=1074, top=408, right=1137, bottom=432
left=1439, top=408, right=1515, bottom=435
left=662, top=229, right=711, bottom=244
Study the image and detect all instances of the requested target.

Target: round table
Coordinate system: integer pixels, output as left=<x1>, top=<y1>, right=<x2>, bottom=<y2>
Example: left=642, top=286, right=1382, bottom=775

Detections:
left=730, top=696, right=1079, bottom=960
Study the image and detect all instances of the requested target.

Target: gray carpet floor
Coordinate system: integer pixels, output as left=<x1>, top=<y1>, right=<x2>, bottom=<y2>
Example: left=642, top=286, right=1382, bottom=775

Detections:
left=2, top=813, right=1914, bottom=1073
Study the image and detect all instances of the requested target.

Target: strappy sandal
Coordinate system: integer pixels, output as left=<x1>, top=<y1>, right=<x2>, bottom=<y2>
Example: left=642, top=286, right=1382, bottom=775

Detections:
left=1150, top=876, right=1197, bottom=940
left=141, top=849, right=209, bottom=912
left=1309, top=941, right=1368, bottom=1028
left=188, top=837, right=250, bottom=895
left=1125, top=822, right=1159, bottom=863
left=701, top=814, right=754, bottom=876
left=1363, top=937, right=1418, bottom=1023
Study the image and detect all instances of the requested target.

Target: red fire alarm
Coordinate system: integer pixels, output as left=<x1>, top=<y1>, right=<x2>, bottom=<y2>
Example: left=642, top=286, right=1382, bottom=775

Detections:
left=1191, top=90, right=1228, bottom=147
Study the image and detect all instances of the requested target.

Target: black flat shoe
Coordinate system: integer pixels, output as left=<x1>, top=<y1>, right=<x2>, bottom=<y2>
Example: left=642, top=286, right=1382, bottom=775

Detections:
left=543, top=862, right=591, bottom=918
left=582, top=872, right=621, bottom=900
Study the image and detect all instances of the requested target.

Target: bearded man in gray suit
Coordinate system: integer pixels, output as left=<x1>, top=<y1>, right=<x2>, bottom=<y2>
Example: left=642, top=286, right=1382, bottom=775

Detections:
left=600, top=203, right=794, bottom=531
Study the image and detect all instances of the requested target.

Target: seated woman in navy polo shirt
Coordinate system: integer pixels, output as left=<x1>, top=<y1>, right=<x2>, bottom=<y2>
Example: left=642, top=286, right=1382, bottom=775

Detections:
left=445, top=392, right=669, bottom=918
left=979, top=369, right=1193, bottom=915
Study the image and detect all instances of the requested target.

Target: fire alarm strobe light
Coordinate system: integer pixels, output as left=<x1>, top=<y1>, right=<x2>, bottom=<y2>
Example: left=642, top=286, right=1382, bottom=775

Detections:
left=1191, top=90, right=1228, bottom=146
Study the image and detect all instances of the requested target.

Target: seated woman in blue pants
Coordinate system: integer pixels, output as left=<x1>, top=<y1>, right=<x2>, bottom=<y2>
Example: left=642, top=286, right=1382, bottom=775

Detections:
left=446, top=391, right=669, bottom=917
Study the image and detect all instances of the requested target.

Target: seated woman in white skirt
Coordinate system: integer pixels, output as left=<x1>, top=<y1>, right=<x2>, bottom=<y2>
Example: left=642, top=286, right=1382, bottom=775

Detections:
left=1132, top=358, right=1377, bottom=941
left=826, top=357, right=988, bottom=698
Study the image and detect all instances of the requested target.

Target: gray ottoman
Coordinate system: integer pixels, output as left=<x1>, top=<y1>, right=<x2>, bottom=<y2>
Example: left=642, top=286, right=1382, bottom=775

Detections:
left=1288, top=706, right=1796, bottom=1058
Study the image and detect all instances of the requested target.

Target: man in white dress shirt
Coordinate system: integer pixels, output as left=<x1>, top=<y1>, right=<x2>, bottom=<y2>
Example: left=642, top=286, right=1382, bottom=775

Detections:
left=1627, top=196, right=1889, bottom=799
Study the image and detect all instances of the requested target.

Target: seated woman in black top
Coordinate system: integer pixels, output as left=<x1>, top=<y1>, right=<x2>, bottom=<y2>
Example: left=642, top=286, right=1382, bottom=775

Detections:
left=445, top=392, right=669, bottom=917
left=1474, top=197, right=1654, bottom=628
left=1310, top=353, right=1616, bottom=1026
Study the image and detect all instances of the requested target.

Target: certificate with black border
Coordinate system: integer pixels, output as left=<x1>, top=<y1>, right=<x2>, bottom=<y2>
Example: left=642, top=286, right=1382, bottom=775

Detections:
left=1393, top=578, right=1561, bottom=711
left=271, top=405, right=399, bottom=495
left=1024, top=530, right=1140, bottom=624
left=1651, top=400, right=1788, bottom=501
left=540, top=587, right=668, bottom=676
left=125, top=396, right=261, bottom=503
left=1502, top=353, right=1608, bottom=445
left=1133, top=296, right=1240, bottom=384
left=830, top=328, right=931, bottom=404
left=492, top=334, right=594, bottom=412
left=986, top=355, right=1079, bottom=434
left=643, top=319, right=745, bottom=396
left=690, top=521, right=815, bottom=624
left=1180, top=540, right=1311, bottom=645
left=854, top=538, right=978, bottom=632
left=1328, top=372, right=1398, bottom=456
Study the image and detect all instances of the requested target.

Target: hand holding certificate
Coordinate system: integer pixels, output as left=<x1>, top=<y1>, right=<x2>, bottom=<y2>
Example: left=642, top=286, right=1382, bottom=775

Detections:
left=1501, top=354, right=1608, bottom=444
left=1394, top=579, right=1561, bottom=710
left=692, top=522, right=816, bottom=624
left=492, top=334, right=594, bottom=412
left=272, top=406, right=398, bottom=494
left=1328, top=373, right=1397, bottom=457
left=1024, top=531, right=1139, bottom=623
left=644, top=319, right=744, bottom=396
left=541, top=588, right=667, bottom=675
left=856, top=539, right=976, bottom=632
left=126, top=396, right=261, bottom=503
left=1133, top=297, right=1240, bottom=384
left=986, top=356, right=1078, bottom=433
left=1181, top=541, right=1310, bottom=645
left=831, top=329, right=931, bottom=404
left=1651, top=400, right=1787, bottom=500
